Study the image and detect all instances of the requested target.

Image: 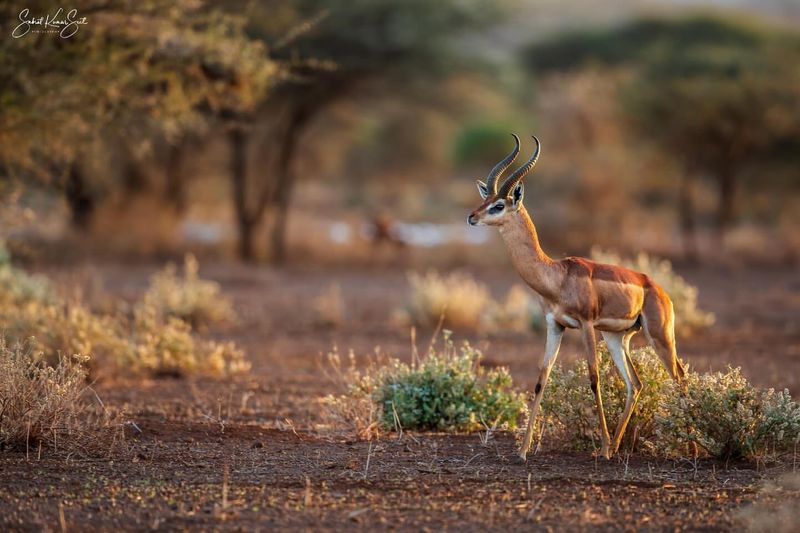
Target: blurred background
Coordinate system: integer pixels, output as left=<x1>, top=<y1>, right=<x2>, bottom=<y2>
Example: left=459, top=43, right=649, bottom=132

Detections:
left=1, top=0, right=799, bottom=267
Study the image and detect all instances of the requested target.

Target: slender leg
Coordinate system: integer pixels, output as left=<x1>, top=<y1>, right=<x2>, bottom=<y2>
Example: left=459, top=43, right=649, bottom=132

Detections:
left=602, top=331, right=642, bottom=455
left=519, top=315, right=564, bottom=461
left=582, top=323, right=611, bottom=459
left=622, top=330, right=642, bottom=393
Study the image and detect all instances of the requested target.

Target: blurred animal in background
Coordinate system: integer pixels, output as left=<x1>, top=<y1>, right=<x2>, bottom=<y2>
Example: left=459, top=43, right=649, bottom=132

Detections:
left=468, top=134, right=687, bottom=461
left=367, top=214, right=407, bottom=250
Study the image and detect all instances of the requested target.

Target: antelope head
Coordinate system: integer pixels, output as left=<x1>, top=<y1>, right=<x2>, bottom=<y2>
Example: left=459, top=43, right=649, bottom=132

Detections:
left=467, top=134, right=540, bottom=227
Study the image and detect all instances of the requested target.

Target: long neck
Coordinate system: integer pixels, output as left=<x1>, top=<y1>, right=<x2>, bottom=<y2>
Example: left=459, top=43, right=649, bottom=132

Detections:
left=498, top=206, right=562, bottom=301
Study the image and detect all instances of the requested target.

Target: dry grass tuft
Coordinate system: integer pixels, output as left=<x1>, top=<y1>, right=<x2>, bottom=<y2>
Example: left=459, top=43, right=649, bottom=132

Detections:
left=0, top=244, right=247, bottom=379
left=313, top=283, right=345, bottom=328
left=486, top=284, right=547, bottom=333
left=402, top=271, right=493, bottom=331
left=143, top=254, right=235, bottom=328
left=0, top=339, right=123, bottom=454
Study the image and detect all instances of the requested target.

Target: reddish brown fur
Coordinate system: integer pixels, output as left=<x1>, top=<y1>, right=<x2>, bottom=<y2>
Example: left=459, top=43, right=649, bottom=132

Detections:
left=470, top=194, right=686, bottom=460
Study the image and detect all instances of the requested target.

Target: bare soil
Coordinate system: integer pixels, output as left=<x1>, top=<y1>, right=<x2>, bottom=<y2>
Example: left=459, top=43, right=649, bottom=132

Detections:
left=1, top=263, right=799, bottom=531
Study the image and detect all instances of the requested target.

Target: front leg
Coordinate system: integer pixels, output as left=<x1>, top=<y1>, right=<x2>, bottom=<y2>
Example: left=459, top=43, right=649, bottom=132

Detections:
left=519, top=315, right=564, bottom=461
left=582, top=323, right=612, bottom=459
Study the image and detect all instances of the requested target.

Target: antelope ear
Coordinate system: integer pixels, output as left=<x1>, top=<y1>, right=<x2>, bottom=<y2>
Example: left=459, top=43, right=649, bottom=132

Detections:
left=511, top=182, right=524, bottom=206
left=476, top=180, right=489, bottom=199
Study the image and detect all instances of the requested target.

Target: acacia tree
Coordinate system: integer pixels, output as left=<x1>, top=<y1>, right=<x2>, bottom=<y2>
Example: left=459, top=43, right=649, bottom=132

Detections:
left=625, top=33, right=800, bottom=249
left=0, top=0, right=278, bottom=228
left=228, top=0, right=502, bottom=263
left=520, top=15, right=800, bottom=256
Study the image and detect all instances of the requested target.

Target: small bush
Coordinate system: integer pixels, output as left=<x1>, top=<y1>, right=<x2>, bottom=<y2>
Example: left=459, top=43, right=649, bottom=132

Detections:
left=487, top=284, right=547, bottom=333
left=313, top=283, right=345, bottom=328
left=0, top=339, right=121, bottom=452
left=538, top=346, right=800, bottom=460
left=143, top=254, right=235, bottom=328
left=0, top=257, right=130, bottom=369
left=402, top=271, right=493, bottom=331
left=321, top=332, right=525, bottom=436
left=656, top=368, right=800, bottom=460
left=128, top=304, right=249, bottom=378
left=590, top=247, right=715, bottom=334
left=0, top=259, right=54, bottom=306
left=541, top=344, right=671, bottom=451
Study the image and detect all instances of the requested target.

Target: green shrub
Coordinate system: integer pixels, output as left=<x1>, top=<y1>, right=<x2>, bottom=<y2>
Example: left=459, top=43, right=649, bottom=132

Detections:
left=539, top=346, right=800, bottom=460
left=656, top=368, right=800, bottom=460
left=143, top=254, right=235, bottom=328
left=322, top=332, right=525, bottom=435
left=590, top=247, right=715, bottom=335
left=541, top=344, right=671, bottom=451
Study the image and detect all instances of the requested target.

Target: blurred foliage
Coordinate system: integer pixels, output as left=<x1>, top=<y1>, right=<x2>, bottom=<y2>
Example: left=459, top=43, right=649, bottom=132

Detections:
left=249, top=0, right=501, bottom=75
left=0, top=0, right=278, bottom=177
left=228, top=0, right=508, bottom=261
left=521, top=15, right=765, bottom=73
left=452, top=122, right=521, bottom=169
left=142, top=254, right=235, bottom=328
left=522, top=14, right=800, bottom=245
left=0, top=243, right=247, bottom=378
left=401, top=270, right=493, bottom=331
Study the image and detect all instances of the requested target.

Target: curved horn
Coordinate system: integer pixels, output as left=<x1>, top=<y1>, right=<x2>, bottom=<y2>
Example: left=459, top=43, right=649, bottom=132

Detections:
left=485, top=133, right=521, bottom=194
left=498, top=135, right=541, bottom=198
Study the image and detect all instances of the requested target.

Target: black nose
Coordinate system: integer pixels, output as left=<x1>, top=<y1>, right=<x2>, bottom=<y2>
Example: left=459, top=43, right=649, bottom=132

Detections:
left=467, top=214, right=476, bottom=226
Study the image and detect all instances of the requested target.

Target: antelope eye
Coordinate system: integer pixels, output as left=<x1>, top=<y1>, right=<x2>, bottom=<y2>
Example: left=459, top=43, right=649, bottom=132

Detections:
left=489, top=202, right=505, bottom=214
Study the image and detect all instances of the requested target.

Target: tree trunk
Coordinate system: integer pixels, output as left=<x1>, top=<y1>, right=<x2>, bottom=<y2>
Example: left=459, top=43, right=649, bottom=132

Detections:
left=165, top=143, right=186, bottom=214
left=64, top=162, right=94, bottom=230
left=267, top=105, right=312, bottom=265
left=678, top=172, right=698, bottom=262
left=229, top=127, right=256, bottom=261
left=716, top=166, right=736, bottom=249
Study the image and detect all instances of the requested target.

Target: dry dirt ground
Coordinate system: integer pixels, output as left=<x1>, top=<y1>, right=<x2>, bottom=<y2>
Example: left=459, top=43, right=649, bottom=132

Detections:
left=1, top=262, right=799, bottom=531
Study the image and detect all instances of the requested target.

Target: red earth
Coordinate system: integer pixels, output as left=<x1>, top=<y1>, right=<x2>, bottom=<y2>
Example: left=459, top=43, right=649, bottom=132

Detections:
left=1, top=262, right=799, bottom=531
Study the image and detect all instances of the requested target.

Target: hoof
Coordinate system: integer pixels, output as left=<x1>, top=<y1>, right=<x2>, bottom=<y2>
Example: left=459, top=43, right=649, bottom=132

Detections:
left=517, top=451, right=529, bottom=464
left=593, top=448, right=613, bottom=460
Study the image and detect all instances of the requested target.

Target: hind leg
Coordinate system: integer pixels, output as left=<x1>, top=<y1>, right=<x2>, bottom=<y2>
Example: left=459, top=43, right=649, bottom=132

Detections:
left=602, top=330, right=642, bottom=455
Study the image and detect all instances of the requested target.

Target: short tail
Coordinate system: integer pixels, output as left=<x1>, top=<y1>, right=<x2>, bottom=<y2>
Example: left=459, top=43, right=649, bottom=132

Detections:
left=640, top=281, right=685, bottom=383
